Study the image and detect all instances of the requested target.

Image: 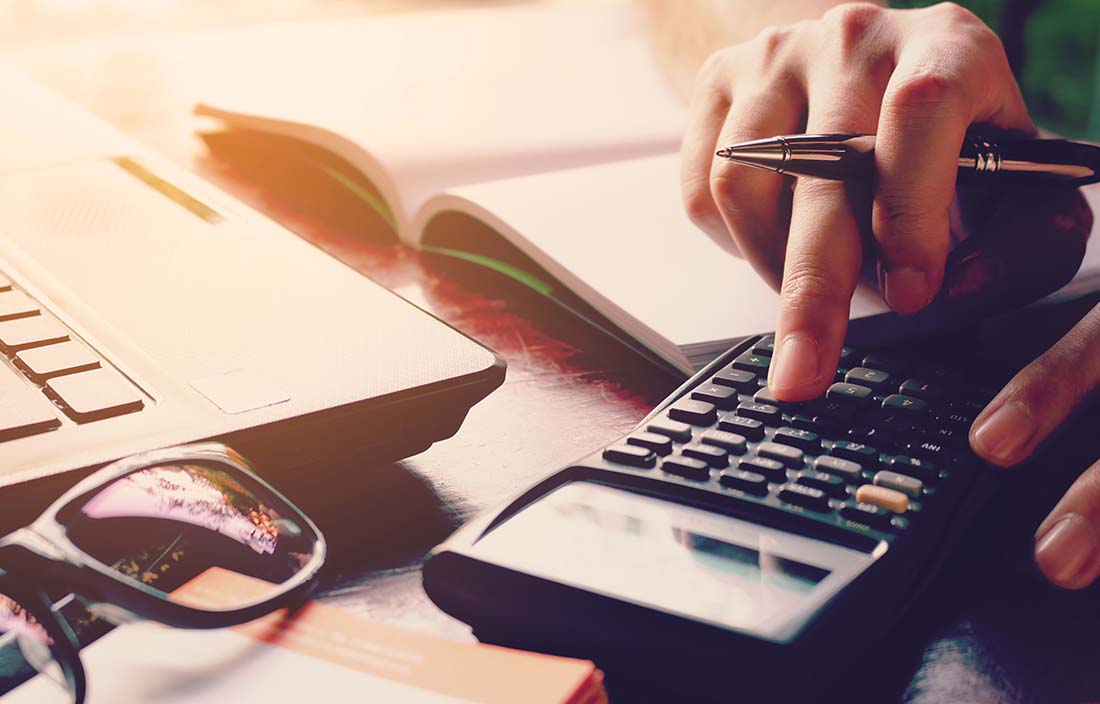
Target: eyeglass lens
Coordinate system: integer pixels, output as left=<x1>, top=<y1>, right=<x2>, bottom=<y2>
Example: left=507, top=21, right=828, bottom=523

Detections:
left=54, top=462, right=320, bottom=609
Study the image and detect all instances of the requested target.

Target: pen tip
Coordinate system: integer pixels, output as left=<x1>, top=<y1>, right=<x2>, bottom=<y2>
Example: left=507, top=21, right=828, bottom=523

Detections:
left=715, top=148, right=732, bottom=159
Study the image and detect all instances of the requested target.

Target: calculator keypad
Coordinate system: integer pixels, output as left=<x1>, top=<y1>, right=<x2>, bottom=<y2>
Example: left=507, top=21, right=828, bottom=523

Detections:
left=600, top=336, right=993, bottom=539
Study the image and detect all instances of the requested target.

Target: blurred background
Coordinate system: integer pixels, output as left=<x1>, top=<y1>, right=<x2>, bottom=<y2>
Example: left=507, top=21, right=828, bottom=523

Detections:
left=0, top=1, right=1094, bottom=140
left=893, top=0, right=1100, bottom=139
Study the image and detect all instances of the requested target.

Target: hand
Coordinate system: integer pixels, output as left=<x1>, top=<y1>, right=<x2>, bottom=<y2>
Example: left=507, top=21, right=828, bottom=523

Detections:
left=970, top=306, right=1100, bottom=588
left=681, top=2, right=1090, bottom=401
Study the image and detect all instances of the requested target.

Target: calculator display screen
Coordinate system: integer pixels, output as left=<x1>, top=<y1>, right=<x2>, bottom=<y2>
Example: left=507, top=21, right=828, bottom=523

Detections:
left=471, top=482, right=877, bottom=642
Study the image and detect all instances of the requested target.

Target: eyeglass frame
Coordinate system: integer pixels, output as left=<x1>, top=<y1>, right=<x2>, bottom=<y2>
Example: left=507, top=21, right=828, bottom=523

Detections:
left=0, top=441, right=327, bottom=703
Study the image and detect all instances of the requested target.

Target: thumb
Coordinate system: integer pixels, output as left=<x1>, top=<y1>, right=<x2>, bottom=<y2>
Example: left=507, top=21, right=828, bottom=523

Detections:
left=1034, top=461, right=1100, bottom=589
left=969, top=304, right=1100, bottom=467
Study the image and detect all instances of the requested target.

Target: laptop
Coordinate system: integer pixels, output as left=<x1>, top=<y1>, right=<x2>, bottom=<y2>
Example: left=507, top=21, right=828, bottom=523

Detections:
left=0, top=67, right=505, bottom=523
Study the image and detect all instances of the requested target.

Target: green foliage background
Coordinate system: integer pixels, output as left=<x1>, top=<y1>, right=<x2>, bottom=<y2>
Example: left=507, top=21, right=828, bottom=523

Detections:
left=890, top=1, right=1100, bottom=138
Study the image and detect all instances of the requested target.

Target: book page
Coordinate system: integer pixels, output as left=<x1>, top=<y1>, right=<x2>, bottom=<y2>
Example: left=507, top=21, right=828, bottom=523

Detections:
left=3, top=568, right=603, bottom=704
left=195, top=2, right=686, bottom=240
left=419, top=158, right=1100, bottom=372
left=416, top=154, right=891, bottom=371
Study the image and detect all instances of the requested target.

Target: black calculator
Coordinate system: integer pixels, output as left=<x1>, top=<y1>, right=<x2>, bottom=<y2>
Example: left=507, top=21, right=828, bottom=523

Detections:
left=424, top=334, right=1002, bottom=702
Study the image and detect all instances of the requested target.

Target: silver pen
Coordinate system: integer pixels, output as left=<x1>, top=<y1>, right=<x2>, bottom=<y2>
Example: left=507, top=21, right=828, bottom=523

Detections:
left=717, top=133, right=1100, bottom=186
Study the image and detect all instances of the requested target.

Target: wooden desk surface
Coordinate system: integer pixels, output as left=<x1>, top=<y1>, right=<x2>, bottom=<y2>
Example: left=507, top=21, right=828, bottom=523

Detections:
left=6, top=4, right=1100, bottom=702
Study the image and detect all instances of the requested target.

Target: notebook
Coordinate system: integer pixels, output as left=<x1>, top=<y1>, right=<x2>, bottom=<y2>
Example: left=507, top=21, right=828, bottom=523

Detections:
left=193, top=2, right=1100, bottom=373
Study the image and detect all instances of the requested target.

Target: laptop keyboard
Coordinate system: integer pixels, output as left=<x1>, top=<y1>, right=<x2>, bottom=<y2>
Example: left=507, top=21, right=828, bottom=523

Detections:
left=0, top=271, right=144, bottom=442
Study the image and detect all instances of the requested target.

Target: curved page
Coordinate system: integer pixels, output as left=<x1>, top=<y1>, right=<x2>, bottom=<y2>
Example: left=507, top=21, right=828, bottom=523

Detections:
left=416, top=154, right=891, bottom=372
left=195, top=2, right=686, bottom=239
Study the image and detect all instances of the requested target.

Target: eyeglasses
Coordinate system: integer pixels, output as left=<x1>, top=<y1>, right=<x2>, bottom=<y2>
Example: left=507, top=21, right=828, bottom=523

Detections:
left=0, top=442, right=326, bottom=704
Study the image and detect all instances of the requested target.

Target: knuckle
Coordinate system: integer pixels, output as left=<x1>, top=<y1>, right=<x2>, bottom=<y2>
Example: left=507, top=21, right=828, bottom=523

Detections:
left=823, top=3, right=885, bottom=56
left=1080, top=464, right=1100, bottom=502
left=1014, top=328, right=1100, bottom=409
left=888, top=69, right=966, bottom=112
left=932, top=2, right=980, bottom=26
left=708, top=166, right=744, bottom=213
left=750, top=26, right=794, bottom=69
left=780, top=262, right=847, bottom=313
left=874, top=192, right=938, bottom=234
left=696, top=49, right=733, bottom=89
left=1013, top=360, right=1072, bottom=410
left=682, top=176, right=718, bottom=228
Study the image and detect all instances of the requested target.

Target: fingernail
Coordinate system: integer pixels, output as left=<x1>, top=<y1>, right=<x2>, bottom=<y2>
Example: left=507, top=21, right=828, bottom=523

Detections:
left=1035, top=514, right=1098, bottom=586
left=883, top=266, right=931, bottom=314
left=769, top=332, right=821, bottom=393
left=970, top=400, right=1035, bottom=465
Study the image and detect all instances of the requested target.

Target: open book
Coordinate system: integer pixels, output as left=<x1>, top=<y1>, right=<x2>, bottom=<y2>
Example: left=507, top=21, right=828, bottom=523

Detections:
left=194, top=2, right=1100, bottom=373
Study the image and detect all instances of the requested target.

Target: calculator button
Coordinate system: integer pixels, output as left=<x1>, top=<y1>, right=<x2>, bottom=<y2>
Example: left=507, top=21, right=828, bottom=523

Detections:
left=814, top=455, right=863, bottom=482
left=0, top=364, right=61, bottom=441
left=700, top=429, right=748, bottom=454
left=899, top=379, right=944, bottom=401
left=719, top=416, right=765, bottom=441
left=668, top=399, right=717, bottom=426
left=855, top=484, right=909, bottom=514
left=0, top=292, right=39, bottom=322
left=626, top=432, right=673, bottom=456
left=826, top=382, right=873, bottom=406
left=830, top=441, right=878, bottom=467
left=711, top=368, right=758, bottom=392
left=862, top=353, right=905, bottom=374
left=0, top=315, right=69, bottom=352
left=603, top=444, right=657, bottom=468
left=15, top=341, right=101, bottom=382
left=796, top=471, right=846, bottom=498
left=719, top=469, right=768, bottom=495
left=732, top=352, right=771, bottom=375
left=682, top=442, right=728, bottom=467
left=662, top=455, right=711, bottom=480
left=773, top=427, right=821, bottom=453
left=691, top=384, right=739, bottom=410
left=838, top=346, right=859, bottom=365
left=752, top=387, right=801, bottom=410
left=888, top=455, right=938, bottom=482
left=757, top=442, right=804, bottom=468
left=751, top=337, right=775, bottom=356
left=648, top=418, right=692, bottom=443
left=881, top=394, right=928, bottom=416
left=738, top=457, right=786, bottom=482
left=873, top=471, right=924, bottom=498
left=45, top=368, right=144, bottom=423
left=736, top=402, right=780, bottom=424
left=778, top=484, right=829, bottom=512
left=806, top=397, right=857, bottom=424
left=841, top=502, right=894, bottom=530
left=846, top=367, right=891, bottom=392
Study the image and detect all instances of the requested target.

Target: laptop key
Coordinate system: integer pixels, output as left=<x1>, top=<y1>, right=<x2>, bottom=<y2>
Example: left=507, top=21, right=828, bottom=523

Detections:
left=0, top=363, right=60, bottom=441
left=0, top=315, right=69, bottom=351
left=0, top=291, right=39, bottom=322
left=46, top=368, right=144, bottom=422
left=15, top=341, right=100, bottom=382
